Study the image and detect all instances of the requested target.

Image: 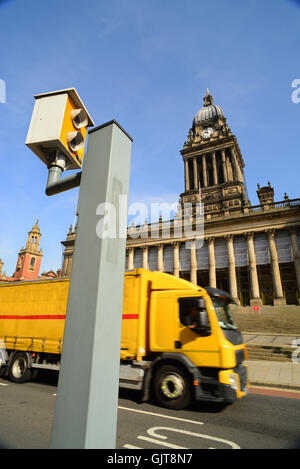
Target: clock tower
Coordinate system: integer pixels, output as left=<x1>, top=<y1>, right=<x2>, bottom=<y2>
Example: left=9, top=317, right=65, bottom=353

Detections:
left=180, top=89, right=249, bottom=216
left=13, top=219, right=43, bottom=281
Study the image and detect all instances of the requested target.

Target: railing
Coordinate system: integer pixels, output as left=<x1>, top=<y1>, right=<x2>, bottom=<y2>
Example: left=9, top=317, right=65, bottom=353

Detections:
left=126, top=198, right=300, bottom=235
left=249, top=198, right=300, bottom=212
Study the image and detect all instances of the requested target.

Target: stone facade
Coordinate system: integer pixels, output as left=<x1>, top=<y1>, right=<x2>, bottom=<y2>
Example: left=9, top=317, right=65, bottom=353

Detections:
left=61, top=90, right=300, bottom=306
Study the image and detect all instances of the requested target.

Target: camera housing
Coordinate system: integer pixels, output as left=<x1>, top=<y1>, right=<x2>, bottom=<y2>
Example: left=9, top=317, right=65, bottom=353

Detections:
left=26, top=88, right=94, bottom=170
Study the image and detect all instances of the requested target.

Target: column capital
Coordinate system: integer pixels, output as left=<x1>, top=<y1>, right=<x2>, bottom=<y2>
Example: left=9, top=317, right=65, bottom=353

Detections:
left=171, top=241, right=181, bottom=247
left=265, top=229, right=275, bottom=240
left=127, top=246, right=134, bottom=254
left=225, top=234, right=234, bottom=242
left=207, top=237, right=215, bottom=245
left=142, top=245, right=148, bottom=251
left=245, top=231, right=254, bottom=241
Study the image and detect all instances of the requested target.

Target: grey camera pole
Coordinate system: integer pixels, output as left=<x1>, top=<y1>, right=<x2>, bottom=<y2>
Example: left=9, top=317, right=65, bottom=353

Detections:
left=50, top=120, right=132, bottom=449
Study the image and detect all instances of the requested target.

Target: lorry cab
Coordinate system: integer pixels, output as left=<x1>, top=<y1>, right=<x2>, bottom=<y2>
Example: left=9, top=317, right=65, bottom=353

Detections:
left=121, top=269, right=248, bottom=410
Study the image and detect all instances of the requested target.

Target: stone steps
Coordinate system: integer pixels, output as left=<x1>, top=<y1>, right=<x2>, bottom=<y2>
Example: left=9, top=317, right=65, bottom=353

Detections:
left=226, top=305, right=300, bottom=361
left=231, top=306, right=300, bottom=336
left=246, top=345, right=294, bottom=362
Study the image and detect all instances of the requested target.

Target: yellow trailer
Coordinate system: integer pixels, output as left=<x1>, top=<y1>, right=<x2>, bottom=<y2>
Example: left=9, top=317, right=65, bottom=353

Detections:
left=0, top=269, right=248, bottom=409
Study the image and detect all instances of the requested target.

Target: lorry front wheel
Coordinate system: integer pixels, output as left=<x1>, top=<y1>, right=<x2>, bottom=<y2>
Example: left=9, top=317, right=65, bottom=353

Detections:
left=153, top=364, right=192, bottom=410
left=8, top=352, right=32, bottom=383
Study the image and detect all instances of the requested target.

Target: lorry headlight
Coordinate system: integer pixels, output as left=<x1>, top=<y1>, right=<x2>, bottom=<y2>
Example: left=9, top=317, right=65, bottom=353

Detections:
left=229, top=374, right=238, bottom=390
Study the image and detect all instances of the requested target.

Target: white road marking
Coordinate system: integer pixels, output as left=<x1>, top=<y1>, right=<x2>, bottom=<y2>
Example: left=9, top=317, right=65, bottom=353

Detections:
left=138, top=435, right=186, bottom=449
left=121, top=409, right=241, bottom=450
left=0, top=383, right=8, bottom=386
left=123, top=444, right=142, bottom=449
left=147, top=426, right=240, bottom=449
left=118, top=406, right=204, bottom=425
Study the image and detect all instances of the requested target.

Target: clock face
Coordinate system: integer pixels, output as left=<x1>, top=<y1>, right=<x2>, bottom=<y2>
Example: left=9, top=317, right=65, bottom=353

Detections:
left=202, top=127, right=214, bottom=138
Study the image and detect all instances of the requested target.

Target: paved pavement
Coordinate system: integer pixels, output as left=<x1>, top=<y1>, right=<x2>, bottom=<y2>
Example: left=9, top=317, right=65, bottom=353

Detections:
left=243, top=333, right=300, bottom=390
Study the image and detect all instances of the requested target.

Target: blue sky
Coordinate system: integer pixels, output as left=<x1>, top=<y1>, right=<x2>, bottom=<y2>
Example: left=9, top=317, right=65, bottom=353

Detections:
left=0, top=0, right=299, bottom=275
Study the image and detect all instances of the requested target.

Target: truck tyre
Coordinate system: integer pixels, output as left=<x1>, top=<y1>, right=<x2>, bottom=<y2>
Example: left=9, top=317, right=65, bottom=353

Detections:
left=153, top=364, right=192, bottom=410
left=8, top=352, right=32, bottom=384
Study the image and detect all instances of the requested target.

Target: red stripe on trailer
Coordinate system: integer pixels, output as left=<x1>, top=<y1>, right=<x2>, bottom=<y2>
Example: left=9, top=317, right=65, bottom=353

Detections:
left=0, top=315, right=66, bottom=320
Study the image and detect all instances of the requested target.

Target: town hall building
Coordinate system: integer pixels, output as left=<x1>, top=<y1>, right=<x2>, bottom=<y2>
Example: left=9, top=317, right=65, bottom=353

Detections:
left=61, top=90, right=300, bottom=307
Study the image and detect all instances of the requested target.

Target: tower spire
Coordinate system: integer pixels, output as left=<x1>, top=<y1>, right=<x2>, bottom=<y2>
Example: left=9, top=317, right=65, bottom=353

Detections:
left=203, top=88, right=213, bottom=107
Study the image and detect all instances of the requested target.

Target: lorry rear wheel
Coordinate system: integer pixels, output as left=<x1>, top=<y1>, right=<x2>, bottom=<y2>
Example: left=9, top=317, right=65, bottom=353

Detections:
left=8, top=352, right=32, bottom=383
left=153, top=364, right=191, bottom=410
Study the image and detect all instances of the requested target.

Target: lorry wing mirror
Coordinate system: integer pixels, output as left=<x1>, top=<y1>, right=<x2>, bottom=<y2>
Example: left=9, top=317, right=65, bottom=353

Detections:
left=197, top=298, right=206, bottom=309
left=197, top=310, right=210, bottom=329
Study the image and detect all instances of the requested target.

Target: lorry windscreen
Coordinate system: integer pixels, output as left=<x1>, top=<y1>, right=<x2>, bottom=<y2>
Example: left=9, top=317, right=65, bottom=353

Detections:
left=211, top=297, right=237, bottom=330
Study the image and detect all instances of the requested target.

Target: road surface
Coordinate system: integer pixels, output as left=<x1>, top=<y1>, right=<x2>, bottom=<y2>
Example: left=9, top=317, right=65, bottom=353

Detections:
left=0, top=373, right=299, bottom=449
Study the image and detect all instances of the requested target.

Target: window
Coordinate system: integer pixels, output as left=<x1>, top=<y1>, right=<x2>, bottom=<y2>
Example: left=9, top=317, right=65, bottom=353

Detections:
left=211, top=297, right=237, bottom=330
left=30, top=257, right=35, bottom=268
left=178, top=297, right=210, bottom=335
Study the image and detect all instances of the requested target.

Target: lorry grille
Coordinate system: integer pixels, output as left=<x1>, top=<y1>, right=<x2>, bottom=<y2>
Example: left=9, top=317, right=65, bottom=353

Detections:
left=235, top=364, right=247, bottom=391
left=235, top=348, right=245, bottom=365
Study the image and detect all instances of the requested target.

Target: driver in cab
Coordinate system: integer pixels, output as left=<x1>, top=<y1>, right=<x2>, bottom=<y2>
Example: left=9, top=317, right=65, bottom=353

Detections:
left=186, top=305, right=198, bottom=329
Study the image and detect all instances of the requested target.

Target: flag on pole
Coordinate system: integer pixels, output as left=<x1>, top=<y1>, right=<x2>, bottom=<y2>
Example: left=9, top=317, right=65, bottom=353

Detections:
left=198, top=181, right=202, bottom=199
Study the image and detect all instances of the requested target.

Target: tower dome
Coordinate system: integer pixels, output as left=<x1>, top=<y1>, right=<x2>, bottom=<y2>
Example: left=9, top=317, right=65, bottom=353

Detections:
left=193, top=89, right=224, bottom=126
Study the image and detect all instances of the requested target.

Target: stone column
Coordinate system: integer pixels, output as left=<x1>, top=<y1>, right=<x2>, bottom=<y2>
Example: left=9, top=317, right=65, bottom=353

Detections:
left=221, top=149, right=228, bottom=182
left=226, top=152, right=233, bottom=181
left=266, top=229, right=286, bottom=305
left=184, top=159, right=190, bottom=191
left=157, top=244, right=163, bottom=272
left=67, top=256, right=73, bottom=277
left=208, top=237, right=216, bottom=288
left=289, top=227, right=300, bottom=299
left=226, top=235, right=239, bottom=303
left=61, top=256, right=67, bottom=277
left=193, top=157, right=198, bottom=190
left=173, top=242, right=180, bottom=277
left=128, top=247, right=134, bottom=270
left=63, top=255, right=71, bottom=277
left=190, top=240, right=197, bottom=285
left=202, top=154, right=208, bottom=187
left=230, top=146, right=243, bottom=183
left=142, top=246, right=148, bottom=270
left=212, top=151, right=218, bottom=185
left=246, top=232, right=262, bottom=305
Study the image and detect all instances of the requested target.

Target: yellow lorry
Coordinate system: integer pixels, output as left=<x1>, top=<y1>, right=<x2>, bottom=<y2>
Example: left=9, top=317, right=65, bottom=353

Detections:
left=0, top=268, right=248, bottom=409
